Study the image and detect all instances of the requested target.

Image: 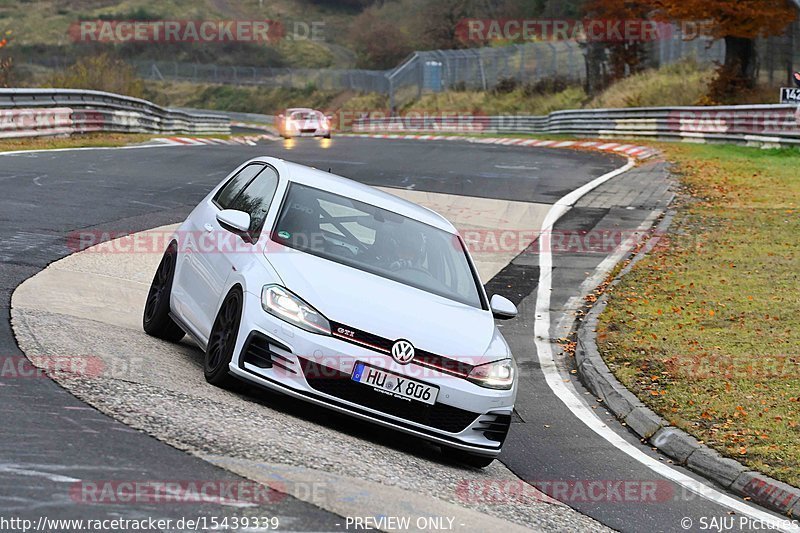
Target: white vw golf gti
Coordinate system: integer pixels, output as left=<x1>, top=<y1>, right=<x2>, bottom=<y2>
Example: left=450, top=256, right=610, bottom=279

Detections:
left=143, top=157, right=519, bottom=467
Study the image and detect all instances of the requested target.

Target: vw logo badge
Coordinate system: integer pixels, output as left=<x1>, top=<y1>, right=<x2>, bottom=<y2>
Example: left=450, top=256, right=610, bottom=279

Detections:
left=391, top=339, right=415, bottom=365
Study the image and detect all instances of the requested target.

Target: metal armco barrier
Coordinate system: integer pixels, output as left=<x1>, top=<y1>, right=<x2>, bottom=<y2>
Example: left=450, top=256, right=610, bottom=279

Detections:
left=0, top=88, right=230, bottom=139
left=353, top=104, right=800, bottom=148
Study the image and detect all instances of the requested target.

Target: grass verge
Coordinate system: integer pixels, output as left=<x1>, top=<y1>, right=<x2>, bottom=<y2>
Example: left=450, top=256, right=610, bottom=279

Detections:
left=597, top=144, right=800, bottom=487
left=0, top=133, right=156, bottom=152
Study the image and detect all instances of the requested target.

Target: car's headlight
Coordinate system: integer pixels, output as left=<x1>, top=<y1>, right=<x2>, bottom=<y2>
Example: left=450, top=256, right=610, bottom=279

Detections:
left=467, top=358, right=515, bottom=390
left=261, top=285, right=331, bottom=335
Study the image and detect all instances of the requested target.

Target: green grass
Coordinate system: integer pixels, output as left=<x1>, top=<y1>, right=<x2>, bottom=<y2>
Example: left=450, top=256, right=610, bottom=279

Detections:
left=588, top=60, right=714, bottom=108
left=412, top=86, right=587, bottom=115
left=401, top=59, right=719, bottom=115
left=145, top=81, right=343, bottom=115
left=0, top=132, right=154, bottom=151
left=597, top=144, right=800, bottom=487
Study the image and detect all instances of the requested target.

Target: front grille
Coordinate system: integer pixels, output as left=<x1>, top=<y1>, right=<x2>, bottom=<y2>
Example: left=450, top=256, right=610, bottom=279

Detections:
left=240, top=332, right=296, bottom=374
left=329, top=321, right=475, bottom=378
left=472, top=412, right=512, bottom=444
left=298, top=358, right=479, bottom=433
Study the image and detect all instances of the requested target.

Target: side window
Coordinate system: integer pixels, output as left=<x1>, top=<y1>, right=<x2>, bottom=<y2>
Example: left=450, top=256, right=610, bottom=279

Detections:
left=228, top=165, right=280, bottom=236
left=214, top=164, right=264, bottom=209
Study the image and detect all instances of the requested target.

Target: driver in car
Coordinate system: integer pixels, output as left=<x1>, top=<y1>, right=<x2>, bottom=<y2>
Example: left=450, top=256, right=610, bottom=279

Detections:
left=388, top=230, right=426, bottom=272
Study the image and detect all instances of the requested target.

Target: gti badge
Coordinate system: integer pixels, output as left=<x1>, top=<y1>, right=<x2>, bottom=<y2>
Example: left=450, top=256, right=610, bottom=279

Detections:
left=391, top=339, right=415, bottom=365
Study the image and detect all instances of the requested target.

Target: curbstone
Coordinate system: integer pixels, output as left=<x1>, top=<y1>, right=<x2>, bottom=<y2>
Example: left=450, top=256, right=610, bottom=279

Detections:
left=578, top=358, right=640, bottom=420
left=565, top=172, right=800, bottom=517
left=651, top=427, right=702, bottom=464
left=624, top=406, right=666, bottom=439
left=731, top=471, right=800, bottom=516
left=687, top=448, right=748, bottom=488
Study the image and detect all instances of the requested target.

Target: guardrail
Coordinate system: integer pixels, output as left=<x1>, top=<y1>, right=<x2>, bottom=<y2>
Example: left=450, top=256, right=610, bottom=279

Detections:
left=0, top=88, right=230, bottom=139
left=352, top=104, right=800, bottom=148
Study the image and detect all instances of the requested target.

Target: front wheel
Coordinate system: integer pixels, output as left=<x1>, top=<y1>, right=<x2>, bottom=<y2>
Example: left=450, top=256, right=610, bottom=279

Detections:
left=204, top=287, right=243, bottom=388
left=143, top=243, right=185, bottom=343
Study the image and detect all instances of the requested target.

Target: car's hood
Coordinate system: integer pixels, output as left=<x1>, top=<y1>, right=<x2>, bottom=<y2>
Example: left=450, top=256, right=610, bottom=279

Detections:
left=265, top=248, right=497, bottom=363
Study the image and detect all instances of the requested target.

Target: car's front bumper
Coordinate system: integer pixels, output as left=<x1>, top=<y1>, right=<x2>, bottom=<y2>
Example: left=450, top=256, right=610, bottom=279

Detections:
left=229, top=290, right=517, bottom=456
left=283, top=126, right=330, bottom=137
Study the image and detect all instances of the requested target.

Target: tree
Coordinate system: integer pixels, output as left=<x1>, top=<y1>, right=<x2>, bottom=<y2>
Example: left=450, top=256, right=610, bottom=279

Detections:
left=0, top=30, right=12, bottom=88
left=416, top=0, right=474, bottom=50
left=653, top=0, right=797, bottom=89
left=349, top=10, right=412, bottom=69
left=582, top=0, right=654, bottom=94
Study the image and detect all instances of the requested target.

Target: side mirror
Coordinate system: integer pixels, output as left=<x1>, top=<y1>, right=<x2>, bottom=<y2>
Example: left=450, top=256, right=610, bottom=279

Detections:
left=490, top=294, right=518, bottom=320
left=216, top=209, right=252, bottom=242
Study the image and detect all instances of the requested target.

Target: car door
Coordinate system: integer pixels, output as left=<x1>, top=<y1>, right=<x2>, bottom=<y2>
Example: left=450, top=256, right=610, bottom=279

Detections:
left=177, top=163, right=265, bottom=339
left=197, top=164, right=281, bottom=338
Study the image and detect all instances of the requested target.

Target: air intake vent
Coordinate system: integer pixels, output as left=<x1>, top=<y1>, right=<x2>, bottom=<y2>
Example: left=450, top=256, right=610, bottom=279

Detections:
left=240, top=332, right=296, bottom=374
left=472, top=412, right=512, bottom=443
left=298, top=357, right=480, bottom=433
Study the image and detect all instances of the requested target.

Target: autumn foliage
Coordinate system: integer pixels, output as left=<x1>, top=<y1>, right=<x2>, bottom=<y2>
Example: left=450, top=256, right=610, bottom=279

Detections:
left=586, top=0, right=797, bottom=96
left=0, top=30, right=11, bottom=88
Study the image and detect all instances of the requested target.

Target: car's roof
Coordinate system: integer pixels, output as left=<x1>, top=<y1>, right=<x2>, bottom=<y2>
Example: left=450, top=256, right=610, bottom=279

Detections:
left=286, top=107, right=318, bottom=113
left=256, top=157, right=457, bottom=234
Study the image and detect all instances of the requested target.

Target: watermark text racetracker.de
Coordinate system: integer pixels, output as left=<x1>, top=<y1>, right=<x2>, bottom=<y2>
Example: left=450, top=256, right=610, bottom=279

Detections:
left=456, top=479, right=674, bottom=505
left=66, top=228, right=662, bottom=257
left=336, top=109, right=488, bottom=134
left=457, top=18, right=671, bottom=43
left=455, top=18, right=719, bottom=43
left=70, top=479, right=319, bottom=505
left=69, top=19, right=325, bottom=44
left=671, top=109, right=800, bottom=135
left=0, top=355, right=104, bottom=380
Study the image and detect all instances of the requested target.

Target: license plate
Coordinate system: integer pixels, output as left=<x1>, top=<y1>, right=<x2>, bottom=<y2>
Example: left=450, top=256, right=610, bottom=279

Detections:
left=351, top=362, right=438, bottom=405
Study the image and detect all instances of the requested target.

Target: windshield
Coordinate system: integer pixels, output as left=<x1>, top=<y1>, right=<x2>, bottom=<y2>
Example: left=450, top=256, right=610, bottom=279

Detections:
left=271, top=182, right=484, bottom=309
left=290, top=111, right=317, bottom=121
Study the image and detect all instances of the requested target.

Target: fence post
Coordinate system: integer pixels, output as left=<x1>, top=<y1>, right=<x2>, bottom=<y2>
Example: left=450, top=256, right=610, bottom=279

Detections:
left=417, top=60, right=423, bottom=100
left=566, top=42, right=578, bottom=81
left=547, top=43, right=557, bottom=77
left=389, top=75, right=395, bottom=113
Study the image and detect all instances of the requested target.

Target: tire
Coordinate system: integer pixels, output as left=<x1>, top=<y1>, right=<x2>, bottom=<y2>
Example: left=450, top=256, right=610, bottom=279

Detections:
left=323, top=133, right=331, bottom=139
left=446, top=448, right=495, bottom=468
left=143, top=243, right=185, bottom=343
left=204, top=287, right=243, bottom=388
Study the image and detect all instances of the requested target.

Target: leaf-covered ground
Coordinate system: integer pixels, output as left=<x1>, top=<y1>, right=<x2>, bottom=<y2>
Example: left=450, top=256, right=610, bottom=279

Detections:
left=598, top=144, right=800, bottom=487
